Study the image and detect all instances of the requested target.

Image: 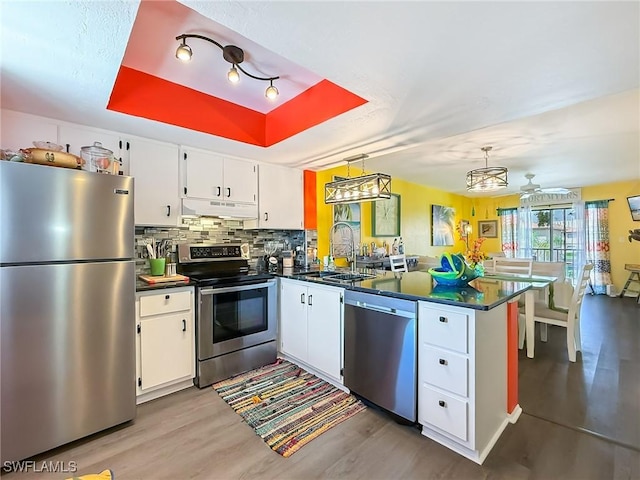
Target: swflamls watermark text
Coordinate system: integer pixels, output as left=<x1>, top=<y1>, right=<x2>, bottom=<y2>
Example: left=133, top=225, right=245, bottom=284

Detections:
left=2, top=460, right=78, bottom=473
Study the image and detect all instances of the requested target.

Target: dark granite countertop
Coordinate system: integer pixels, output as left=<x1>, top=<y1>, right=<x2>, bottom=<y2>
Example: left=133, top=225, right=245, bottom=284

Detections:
left=277, top=268, right=531, bottom=311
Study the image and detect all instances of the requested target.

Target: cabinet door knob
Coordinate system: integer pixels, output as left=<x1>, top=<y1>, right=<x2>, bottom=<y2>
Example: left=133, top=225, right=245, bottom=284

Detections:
left=165, top=294, right=170, bottom=300
left=438, top=400, right=446, bottom=408
left=438, top=358, right=447, bottom=366
left=216, top=186, right=221, bottom=197
left=166, top=205, right=171, bottom=217
left=300, top=293, right=305, bottom=304
left=226, top=187, right=231, bottom=197
left=182, top=319, right=187, bottom=332
left=308, top=295, right=313, bottom=306
left=439, top=316, right=448, bottom=323
left=265, top=212, right=269, bottom=221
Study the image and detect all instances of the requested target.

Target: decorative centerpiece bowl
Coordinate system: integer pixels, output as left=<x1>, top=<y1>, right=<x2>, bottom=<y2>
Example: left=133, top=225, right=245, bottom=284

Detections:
left=428, top=253, right=481, bottom=287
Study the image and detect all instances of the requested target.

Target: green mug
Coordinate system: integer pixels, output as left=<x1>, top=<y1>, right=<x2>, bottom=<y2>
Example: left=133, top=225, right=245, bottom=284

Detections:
left=149, top=258, right=166, bottom=276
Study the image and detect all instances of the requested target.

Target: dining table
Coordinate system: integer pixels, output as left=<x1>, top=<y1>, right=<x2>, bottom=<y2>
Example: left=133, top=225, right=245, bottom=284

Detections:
left=482, top=273, right=558, bottom=358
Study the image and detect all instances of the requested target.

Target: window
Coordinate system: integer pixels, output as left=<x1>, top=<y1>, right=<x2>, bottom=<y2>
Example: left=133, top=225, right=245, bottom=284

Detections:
left=530, top=207, right=577, bottom=279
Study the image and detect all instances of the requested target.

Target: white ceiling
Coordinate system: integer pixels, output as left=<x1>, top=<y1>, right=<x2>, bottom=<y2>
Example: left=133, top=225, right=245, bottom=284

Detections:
left=1, top=1, right=639, bottom=196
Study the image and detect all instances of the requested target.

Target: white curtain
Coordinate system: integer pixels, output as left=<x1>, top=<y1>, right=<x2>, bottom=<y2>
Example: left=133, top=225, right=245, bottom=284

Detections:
left=571, top=201, right=586, bottom=285
left=517, top=205, right=533, bottom=258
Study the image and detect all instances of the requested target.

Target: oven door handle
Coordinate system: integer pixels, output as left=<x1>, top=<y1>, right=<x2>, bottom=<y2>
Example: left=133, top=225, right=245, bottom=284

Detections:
left=199, top=281, right=275, bottom=295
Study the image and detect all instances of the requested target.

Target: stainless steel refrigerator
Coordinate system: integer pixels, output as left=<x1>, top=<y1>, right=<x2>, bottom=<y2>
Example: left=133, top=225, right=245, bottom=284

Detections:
left=0, top=161, right=136, bottom=462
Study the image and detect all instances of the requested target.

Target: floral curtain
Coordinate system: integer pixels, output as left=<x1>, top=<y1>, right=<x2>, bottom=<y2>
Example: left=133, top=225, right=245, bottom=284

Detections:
left=497, top=208, right=518, bottom=257
left=585, top=200, right=612, bottom=294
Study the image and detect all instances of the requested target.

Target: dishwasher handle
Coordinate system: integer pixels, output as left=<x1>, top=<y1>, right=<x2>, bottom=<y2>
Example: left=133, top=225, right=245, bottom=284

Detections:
left=346, top=300, right=415, bottom=319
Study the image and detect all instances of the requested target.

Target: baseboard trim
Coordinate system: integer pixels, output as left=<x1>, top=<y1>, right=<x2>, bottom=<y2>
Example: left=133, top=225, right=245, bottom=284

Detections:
left=507, top=404, right=523, bottom=424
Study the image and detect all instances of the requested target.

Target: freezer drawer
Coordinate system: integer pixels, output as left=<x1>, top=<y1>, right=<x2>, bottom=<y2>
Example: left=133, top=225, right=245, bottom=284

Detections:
left=1, top=261, right=136, bottom=462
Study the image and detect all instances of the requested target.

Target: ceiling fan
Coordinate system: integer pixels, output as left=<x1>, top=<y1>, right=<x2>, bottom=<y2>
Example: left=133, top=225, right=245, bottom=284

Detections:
left=520, top=173, right=571, bottom=199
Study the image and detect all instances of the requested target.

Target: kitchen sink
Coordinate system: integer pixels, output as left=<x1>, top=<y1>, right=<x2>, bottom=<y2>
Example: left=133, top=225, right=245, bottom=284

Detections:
left=323, top=272, right=377, bottom=282
left=295, top=270, right=337, bottom=278
left=295, top=270, right=377, bottom=282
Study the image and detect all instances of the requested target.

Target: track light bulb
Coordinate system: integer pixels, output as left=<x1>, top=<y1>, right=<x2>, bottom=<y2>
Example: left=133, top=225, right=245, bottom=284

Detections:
left=227, top=65, right=240, bottom=83
left=265, top=83, right=279, bottom=100
left=175, top=42, right=192, bottom=62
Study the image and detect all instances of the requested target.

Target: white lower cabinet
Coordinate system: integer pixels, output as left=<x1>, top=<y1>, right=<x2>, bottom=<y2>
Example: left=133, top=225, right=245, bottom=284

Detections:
left=418, top=301, right=508, bottom=464
left=279, top=279, right=344, bottom=383
left=136, top=287, right=195, bottom=403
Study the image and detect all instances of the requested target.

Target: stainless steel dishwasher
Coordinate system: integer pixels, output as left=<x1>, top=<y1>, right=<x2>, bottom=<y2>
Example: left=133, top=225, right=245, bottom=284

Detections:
left=343, top=290, right=417, bottom=422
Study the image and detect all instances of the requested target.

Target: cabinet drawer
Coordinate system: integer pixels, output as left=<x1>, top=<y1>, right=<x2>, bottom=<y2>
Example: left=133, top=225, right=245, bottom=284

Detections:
left=421, top=307, right=468, bottom=353
left=421, top=345, right=468, bottom=397
left=139, top=290, right=191, bottom=317
left=419, top=385, right=468, bottom=441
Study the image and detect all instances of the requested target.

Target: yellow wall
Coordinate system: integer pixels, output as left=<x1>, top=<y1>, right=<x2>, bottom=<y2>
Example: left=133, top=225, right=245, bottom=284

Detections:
left=316, top=166, right=473, bottom=264
left=316, top=170, right=639, bottom=290
left=473, top=180, right=640, bottom=290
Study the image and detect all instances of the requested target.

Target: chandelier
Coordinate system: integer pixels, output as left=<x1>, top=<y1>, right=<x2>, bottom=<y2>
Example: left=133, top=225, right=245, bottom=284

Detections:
left=324, top=154, right=392, bottom=204
left=466, top=146, right=508, bottom=192
left=175, top=34, right=280, bottom=100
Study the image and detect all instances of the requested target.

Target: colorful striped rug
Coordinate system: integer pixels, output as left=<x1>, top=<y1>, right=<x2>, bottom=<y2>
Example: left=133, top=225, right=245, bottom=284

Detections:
left=212, top=359, right=366, bottom=457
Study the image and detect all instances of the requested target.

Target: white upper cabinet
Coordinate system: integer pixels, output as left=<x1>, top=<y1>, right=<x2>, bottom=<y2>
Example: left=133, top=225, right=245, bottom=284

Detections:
left=182, top=149, right=224, bottom=199
left=245, top=163, right=304, bottom=230
left=1, top=110, right=58, bottom=151
left=128, top=137, right=180, bottom=226
left=182, top=147, right=257, bottom=204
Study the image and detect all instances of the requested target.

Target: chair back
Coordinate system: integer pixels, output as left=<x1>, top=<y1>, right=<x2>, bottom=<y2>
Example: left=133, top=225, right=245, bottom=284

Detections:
left=492, top=257, right=533, bottom=276
left=568, top=263, right=594, bottom=319
left=389, top=254, right=408, bottom=272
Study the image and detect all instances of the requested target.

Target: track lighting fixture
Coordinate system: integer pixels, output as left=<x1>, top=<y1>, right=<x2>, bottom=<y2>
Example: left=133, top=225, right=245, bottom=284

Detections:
left=175, top=34, right=280, bottom=100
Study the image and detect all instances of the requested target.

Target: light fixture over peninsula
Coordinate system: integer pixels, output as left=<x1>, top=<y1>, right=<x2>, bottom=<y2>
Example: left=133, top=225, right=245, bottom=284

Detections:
left=175, top=34, right=280, bottom=100
left=324, top=154, right=392, bottom=204
left=466, top=146, right=508, bottom=192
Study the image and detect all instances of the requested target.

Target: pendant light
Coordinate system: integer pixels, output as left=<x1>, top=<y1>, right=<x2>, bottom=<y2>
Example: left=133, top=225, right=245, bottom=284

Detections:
left=466, top=146, right=508, bottom=192
left=324, top=154, right=392, bottom=204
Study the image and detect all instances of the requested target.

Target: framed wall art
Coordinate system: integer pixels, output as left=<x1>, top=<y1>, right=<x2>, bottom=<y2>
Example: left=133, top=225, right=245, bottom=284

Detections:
left=431, top=204, right=455, bottom=246
left=372, top=194, right=401, bottom=237
left=627, top=195, right=640, bottom=221
left=478, top=220, right=498, bottom=238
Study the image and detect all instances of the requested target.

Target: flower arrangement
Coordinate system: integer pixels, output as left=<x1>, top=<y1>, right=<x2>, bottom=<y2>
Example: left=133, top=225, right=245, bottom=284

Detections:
left=465, top=237, right=488, bottom=274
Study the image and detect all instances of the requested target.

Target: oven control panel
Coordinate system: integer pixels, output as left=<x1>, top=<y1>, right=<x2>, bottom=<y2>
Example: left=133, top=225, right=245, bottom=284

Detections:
left=178, top=244, right=242, bottom=263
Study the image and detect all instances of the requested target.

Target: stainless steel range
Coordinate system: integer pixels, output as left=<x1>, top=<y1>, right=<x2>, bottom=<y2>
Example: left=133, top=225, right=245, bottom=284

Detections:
left=177, top=244, right=276, bottom=388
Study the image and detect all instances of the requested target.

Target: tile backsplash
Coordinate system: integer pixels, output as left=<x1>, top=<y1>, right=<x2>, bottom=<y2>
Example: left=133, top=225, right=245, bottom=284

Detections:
left=135, top=217, right=316, bottom=275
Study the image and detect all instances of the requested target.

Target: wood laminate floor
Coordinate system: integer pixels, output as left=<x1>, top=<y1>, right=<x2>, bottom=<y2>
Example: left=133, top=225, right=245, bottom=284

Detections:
left=518, top=295, right=640, bottom=449
left=3, top=296, right=639, bottom=480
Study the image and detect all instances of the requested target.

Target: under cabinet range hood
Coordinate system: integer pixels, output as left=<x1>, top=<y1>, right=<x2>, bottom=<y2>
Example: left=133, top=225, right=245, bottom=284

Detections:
left=181, top=198, right=258, bottom=219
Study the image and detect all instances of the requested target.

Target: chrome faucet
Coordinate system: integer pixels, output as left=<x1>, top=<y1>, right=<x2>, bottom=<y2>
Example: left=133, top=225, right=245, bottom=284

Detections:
left=329, top=221, right=357, bottom=273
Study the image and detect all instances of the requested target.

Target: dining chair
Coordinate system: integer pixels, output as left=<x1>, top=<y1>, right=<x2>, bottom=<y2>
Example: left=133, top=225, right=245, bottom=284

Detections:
left=389, top=254, right=408, bottom=272
left=518, top=263, right=594, bottom=362
left=493, top=257, right=533, bottom=276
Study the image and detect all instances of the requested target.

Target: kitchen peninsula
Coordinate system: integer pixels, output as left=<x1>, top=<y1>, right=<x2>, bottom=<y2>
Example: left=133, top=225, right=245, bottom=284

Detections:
left=280, top=269, right=530, bottom=464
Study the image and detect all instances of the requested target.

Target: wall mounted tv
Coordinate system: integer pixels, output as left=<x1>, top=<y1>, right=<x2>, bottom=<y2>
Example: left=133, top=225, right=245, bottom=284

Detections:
left=628, top=195, right=640, bottom=221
